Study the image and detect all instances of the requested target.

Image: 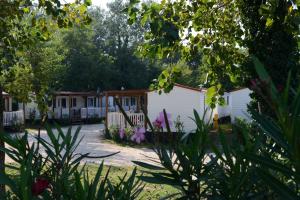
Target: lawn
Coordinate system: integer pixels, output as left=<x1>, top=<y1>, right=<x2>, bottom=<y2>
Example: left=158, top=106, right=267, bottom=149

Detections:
left=6, top=164, right=179, bottom=200
left=85, top=164, right=179, bottom=199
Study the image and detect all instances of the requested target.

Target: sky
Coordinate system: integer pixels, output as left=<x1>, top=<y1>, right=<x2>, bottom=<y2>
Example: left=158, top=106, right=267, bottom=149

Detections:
left=91, top=0, right=111, bottom=9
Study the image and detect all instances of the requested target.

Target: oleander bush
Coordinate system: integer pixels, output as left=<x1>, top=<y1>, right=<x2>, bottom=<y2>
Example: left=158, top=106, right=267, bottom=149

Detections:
left=128, top=62, right=299, bottom=199
left=0, top=125, right=143, bottom=199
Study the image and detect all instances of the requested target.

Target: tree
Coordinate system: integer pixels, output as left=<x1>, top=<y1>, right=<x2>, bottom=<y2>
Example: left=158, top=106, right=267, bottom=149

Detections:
left=27, top=37, right=67, bottom=121
left=60, top=25, right=115, bottom=91
left=0, top=0, right=91, bottom=192
left=127, top=0, right=300, bottom=108
left=92, top=0, right=161, bottom=90
left=60, top=0, right=161, bottom=91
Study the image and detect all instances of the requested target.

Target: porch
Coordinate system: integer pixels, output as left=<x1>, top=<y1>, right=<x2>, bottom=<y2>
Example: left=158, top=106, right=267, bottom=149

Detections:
left=107, top=112, right=145, bottom=129
left=3, top=110, right=24, bottom=126
left=52, top=107, right=107, bottom=119
left=50, top=91, right=106, bottom=121
left=104, top=89, right=148, bottom=129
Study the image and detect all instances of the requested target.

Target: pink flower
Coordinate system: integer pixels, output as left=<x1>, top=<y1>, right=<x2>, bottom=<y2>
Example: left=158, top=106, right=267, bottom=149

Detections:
left=131, top=127, right=146, bottom=144
left=153, top=111, right=172, bottom=129
left=119, top=128, right=125, bottom=139
left=153, top=118, right=162, bottom=129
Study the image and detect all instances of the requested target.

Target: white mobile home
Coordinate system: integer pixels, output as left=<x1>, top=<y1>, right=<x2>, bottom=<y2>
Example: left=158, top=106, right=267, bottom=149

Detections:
left=212, top=88, right=252, bottom=123
left=224, top=88, right=252, bottom=123
left=2, top=92, right=24, bottom=126
left=147, top=84, right=207, bottom=132
left=147, top=85, right=252, bottom=132
left=22, top=86, right=252, bottom=129
left=22, top=90, right=148, bottom=124
left=22, top=91, right=106, bottom=121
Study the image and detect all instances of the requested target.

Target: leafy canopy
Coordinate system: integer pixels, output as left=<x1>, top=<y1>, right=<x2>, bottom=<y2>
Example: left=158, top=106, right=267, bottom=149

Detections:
left=127, top=0, right=300, bottom=107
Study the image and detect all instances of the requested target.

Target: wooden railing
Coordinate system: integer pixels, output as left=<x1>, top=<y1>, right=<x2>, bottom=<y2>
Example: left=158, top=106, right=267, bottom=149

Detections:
left=81, top=107, right=105, bottom=119
left=3, top=110, right=24, bottom=126
left=107, top=112, right=144, bottom=129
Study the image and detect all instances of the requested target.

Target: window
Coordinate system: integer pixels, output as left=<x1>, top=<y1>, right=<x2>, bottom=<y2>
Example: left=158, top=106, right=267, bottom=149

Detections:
left=53, top=99, right=56, bottom=108
left=226, top=96, right=229, bottom=105
left=61, top=98, right=66, bottom=108
left=125, top=98, right=129, bottom=106
left=87, top=97, right=94, bottom=107
left=58, top=99, right=60, bottom=107
left=131, top=97, right=136, bottom=106
left=72, top=98, right=77, bottom=107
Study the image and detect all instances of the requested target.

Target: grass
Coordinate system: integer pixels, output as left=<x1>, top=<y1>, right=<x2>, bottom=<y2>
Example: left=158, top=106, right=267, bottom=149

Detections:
left=85, top=164, right=179, bottom=199
left=6, top=163, right=179, bottom=200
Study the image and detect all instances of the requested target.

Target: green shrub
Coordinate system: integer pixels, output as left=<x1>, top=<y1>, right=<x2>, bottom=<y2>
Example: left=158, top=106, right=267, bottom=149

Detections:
left=130, top=61, right=300, bottom=199
left=0, top=124, right=143, bottom=199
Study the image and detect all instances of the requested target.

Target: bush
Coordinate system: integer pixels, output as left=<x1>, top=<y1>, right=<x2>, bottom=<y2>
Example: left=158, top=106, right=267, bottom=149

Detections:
left=132, top=62, right=300, bottom=199
left=0, top=124, right=144, bottom=199
left=106, top=125, right=146, bottom=145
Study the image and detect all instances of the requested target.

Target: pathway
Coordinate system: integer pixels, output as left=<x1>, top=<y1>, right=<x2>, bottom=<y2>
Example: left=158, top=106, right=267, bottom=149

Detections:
left=6, top=124, right=158, bottom=167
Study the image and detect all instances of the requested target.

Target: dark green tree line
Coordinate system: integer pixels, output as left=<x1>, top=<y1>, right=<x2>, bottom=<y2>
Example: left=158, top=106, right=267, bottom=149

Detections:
left=60, top=0, right=162, bottom=91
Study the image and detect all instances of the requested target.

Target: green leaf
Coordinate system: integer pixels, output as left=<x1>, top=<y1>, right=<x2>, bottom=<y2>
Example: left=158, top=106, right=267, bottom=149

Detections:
left=132, top=161, right=165, bottom=170
left=84, top=0, right=92, bottom=6
left=258, top=170, right=298, bottom=200
left=265, top=18, right=273, bottom=27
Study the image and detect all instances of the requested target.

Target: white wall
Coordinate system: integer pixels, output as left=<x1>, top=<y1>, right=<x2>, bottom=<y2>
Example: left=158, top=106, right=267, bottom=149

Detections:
left=147, top=86, right=203, bottom=132
left=22, top=101, right=41, bottom=119
left=216, top=92, right=231, bottom=118
left=230, top=88, right=252, bottom=123
left=69, top=96, right=85, bottom=109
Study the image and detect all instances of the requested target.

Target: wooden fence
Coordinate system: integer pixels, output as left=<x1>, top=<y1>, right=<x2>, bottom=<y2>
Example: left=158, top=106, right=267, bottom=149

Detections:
left=107, top=112, right=144, bottom=129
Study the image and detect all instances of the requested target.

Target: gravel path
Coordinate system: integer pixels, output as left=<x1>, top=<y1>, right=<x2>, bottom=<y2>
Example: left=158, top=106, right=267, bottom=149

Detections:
left=5, top=124, right=158, bottom=167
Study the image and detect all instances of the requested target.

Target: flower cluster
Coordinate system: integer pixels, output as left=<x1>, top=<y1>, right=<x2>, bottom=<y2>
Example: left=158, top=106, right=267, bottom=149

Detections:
left=131, top=127, right=146, bottom=144
left=109, top=125, right=145, bottom=144
left=153, top=111, right=172, bottom=129
left=119, top=128, right=125, bottom=139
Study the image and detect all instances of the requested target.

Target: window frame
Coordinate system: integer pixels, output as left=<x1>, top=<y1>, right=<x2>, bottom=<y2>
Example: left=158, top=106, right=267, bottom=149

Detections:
left=87, top=97, right=94, bottom=108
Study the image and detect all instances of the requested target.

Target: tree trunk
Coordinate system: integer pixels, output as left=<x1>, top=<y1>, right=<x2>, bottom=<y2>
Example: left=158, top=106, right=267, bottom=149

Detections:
left=0, top=87, right=6, bottom=193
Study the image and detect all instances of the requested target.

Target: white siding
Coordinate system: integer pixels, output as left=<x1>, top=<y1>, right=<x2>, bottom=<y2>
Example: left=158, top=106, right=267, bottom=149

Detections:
left=69, top=96, right=85, bottom=109
left=147, top=86, right=203, bottom=132
left=230, top=88, right=252, bottom=123
left=23, top=101, right=41, bottom=119
left=216, top=93, right=231, bottom=118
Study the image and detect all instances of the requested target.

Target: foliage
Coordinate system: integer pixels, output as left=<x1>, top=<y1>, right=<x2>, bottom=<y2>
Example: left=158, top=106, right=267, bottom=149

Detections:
left=0, top=125, right=143, bottom=199
left=127, top=0, right=300, bottom=106
left=174, top=115, right=184, bottom=133
left=134, top=110, right=216, bottom=199
left=107, top=125, right=121, bottom=142
left=107, top=125, right=145, bottom=145
left=247, top=58, right=300, bottom=199
left=0, top=0, right=92, bottom=189
left=150, top=64, right=181, bottom=94
left=60, top=0, right=161, bottom=91
left=26, top=38, right=67, bottom=118
left=0, top=0, right=91, bottom=99
left=132, top=61, right=300, bottom=199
